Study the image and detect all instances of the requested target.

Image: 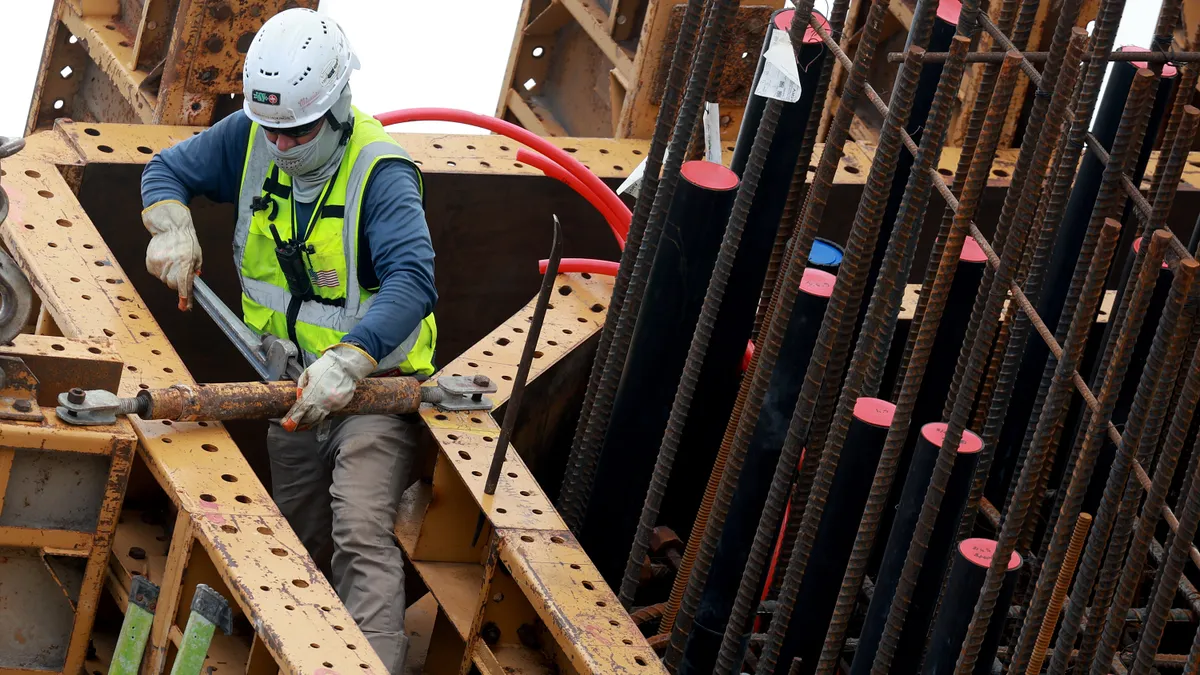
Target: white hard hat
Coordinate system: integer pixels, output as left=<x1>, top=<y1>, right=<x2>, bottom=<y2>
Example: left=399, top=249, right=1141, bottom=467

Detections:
left=242, top=8, right=360, bottom=128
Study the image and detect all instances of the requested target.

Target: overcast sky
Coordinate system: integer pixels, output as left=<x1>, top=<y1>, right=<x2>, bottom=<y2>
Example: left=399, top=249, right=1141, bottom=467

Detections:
left=0, top=1, right=1165, bottom=139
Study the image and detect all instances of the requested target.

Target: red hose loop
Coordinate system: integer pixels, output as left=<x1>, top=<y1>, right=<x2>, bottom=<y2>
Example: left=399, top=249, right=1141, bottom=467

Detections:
left=516, top=148, right=625, bottom=246
left=374, top=108, right=632, bottom=239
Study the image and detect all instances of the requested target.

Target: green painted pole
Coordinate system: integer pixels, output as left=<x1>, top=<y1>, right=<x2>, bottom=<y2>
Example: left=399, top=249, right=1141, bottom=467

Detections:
left=109, top=576, right=159, bottom=675
left=168, top=584, right=233, bottom=675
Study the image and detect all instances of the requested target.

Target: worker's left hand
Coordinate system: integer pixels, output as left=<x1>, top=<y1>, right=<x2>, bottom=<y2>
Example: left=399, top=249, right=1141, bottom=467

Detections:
left=282, top=343, right=376, bottom=432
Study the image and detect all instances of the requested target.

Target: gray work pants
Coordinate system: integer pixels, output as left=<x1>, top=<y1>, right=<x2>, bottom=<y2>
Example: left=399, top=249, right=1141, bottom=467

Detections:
left=267, top=414, right=418, bottom=674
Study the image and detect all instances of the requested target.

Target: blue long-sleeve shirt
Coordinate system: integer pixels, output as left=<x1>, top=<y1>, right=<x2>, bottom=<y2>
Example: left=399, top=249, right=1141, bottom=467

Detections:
left=141, top=111, right=437, bottom=363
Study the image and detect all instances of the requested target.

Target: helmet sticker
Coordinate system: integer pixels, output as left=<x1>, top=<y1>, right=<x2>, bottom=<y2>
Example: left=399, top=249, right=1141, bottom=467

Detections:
left=252, top=90, right=281, bottom=106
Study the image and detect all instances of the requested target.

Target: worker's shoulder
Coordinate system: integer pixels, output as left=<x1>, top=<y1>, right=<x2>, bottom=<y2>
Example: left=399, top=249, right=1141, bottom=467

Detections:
left=362, top=156, right=423, bottom=199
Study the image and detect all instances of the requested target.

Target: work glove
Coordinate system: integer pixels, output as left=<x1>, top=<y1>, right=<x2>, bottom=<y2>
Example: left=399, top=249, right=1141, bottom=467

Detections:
left=142, top=200, right=202, bottom=311
left=282, top=343, right=377, bottom=432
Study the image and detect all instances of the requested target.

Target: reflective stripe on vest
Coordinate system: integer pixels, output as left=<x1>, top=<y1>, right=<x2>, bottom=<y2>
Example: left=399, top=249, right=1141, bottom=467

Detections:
left=234, top=107, right=437, bottom=375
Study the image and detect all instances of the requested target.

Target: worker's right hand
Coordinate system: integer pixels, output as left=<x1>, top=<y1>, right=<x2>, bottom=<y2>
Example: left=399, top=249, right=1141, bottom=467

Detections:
left=142, top=200, right=202, bottom=311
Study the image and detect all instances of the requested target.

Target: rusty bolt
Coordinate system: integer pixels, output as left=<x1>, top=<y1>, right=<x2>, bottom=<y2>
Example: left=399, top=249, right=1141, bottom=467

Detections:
left=128, top=546, right=146, bottom=560
left=720, top=115, right=732, bottom=126
left=197, top=68, right=219, bottom=83
left=249, top=5, right=262, bottom=16
left=480, top=621, right=501, bottom=645
left=211, top=3, right=233, bottom=20
left=68, top=387, right=85, bottom=404
left=13, top=399, right=32, bottom=413
left=474, top=374, right=491, bottom=387
left=517, top=623, right=542, bottom=649
left=205, top=35, right=224, bottom=53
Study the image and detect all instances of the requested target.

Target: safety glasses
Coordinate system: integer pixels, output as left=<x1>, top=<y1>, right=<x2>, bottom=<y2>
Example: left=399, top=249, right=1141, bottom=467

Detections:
left=263, top=116, right=324, bottom=138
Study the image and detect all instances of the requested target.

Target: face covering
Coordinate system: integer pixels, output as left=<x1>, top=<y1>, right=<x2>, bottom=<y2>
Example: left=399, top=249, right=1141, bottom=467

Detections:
left=265, top=84, right=354, bottom=203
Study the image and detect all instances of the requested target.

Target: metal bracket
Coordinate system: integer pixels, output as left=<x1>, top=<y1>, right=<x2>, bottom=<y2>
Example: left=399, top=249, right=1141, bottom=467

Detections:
left=129, top=574, right=160, bottom=613
left=55, top=387, right=141, bottom=426
left=423, top=375, right=498, bottom=412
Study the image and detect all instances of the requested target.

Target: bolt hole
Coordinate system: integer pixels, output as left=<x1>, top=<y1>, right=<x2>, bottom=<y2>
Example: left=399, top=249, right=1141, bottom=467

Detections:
left=203, top=444, right=218, bottom=452
left=435, top=413, right=448, bottom=420
left=260, top=585, right=270, bottom=591
left=57, top=219, right=71, bottom=227
left=271, top=548, right=287, bottom=556
left=137, top=146, right=152, bottom=154
left=582, top=580, right=595, bottom=590
left=597, top=601, right=607, bottom=607
left=521, top=535, right=534, bottom=542
left=52, top=343, right=65, bottom=351
left=636, top=656, right=648, bottom=666
left=570, top=564, right=581, bottom=569
left=222, top=524, right=238, bottom=533
left=458, top=450, right=472, bottom=460
left=938, top=167, right=953, bottom=176
left=497, top=337, right=510, bottom=346
left=84, top=128, right=100, bottom=136
left=292, top=579, right=309, bottom=588
left=623, top=638, right=633, bottom=645
left=844, top=166, right=860, bottom=174
left=993, top=168, right=1010, bottom=177
left=97, top=145, right=113, bottom=153
left=520, top=490, right=531, bottom=496
left=235, top=495, right=251, bottom=504
left=38, top=190, right=53, bottom=198
left=483, top=350, right=493, bottom=356
left=25, top=169, right=40, bottom=178
left=258, top=526, right=273, bottom=535
left=472, top=470, right=482, bottom=476
left=222, top=474, right=237, bottom=482
left=447, top=433, right=459, bottom=440
left=508, top=472, right=517, bottom=478
left=558, top=285, right=573, bottom=295
left=551, top=536, right=565, bottom=544
left=200, top=494, right=216, bottom=502
left=533, top=508, right=543, bottom=514
left=496, top=507, right=507, bottom=513
left=610, top=619, right=620, bottom=626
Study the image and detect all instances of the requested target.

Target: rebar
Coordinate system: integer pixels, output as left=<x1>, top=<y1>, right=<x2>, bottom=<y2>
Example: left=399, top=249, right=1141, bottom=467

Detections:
left=813, top=28, right=977, bottom=675
left=617, top=0, right=805, bottom=610
left=662, top=0, right=852, bottom=636
left=1027, top=513, right=1092, bottom=675
left=662, top=0, right=892, bottom=668
left=1133, top=411, right=1200, bottom=674
left=1006, top=60, right=1159, bottom=673
left=559, top=0, right=704, bottom=531
left=887, top=48, right=1200, bottom=63
left=1086, top=260, right=1198, bottom=675
left=1043, top=231, right=1171, bottom=675
left=729, top=37, right=934, bottom=675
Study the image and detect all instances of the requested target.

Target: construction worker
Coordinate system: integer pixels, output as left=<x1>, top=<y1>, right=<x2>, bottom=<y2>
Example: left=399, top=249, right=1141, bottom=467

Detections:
left=139, top=8, right=434, bottom=671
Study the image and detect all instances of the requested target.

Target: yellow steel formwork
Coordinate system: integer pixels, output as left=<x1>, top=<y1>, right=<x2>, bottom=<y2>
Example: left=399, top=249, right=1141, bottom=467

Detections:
left=0, top=334, right=134, bottom=675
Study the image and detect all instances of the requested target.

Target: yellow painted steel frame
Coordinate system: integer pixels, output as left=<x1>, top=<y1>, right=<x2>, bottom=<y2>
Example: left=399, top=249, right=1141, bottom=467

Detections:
left=1, top=121, right=665, bottom=675
left=27, top=0, right=320, bottom=132
left=0, top=336, right=134, bottom=675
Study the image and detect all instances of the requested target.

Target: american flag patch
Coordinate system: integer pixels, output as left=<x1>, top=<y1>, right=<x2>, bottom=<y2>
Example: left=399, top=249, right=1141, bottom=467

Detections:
left=309, top=269, right=339, bottom=288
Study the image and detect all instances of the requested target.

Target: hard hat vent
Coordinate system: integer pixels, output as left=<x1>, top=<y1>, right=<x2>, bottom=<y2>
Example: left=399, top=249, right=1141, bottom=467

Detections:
left=320, top=20, right=328, bottom=34
left=292, top=66, right=313, bottom=87
left=302, top=37, right=312, bottom=49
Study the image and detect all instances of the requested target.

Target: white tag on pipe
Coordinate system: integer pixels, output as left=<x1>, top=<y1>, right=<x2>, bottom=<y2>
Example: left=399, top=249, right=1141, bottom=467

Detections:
left=703, top=101, right=723, bottom=165
left=616, top=148, right=671, bottom=201
left=755, top=28, right=802, bottom=103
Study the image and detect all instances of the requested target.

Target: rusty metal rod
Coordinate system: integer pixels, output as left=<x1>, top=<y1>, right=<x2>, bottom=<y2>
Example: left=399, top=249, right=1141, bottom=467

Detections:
left=1042, top=231, right=1170, bottom=675
left=663, top=0, right=855, bottom=635
left=661, top=0, right=883, bottom=667
left=484, top=217, right=561, bottom=496
left=1126, top=284, right=1200, bottom=675
left=866, top=52, right=1026, bottom=675
left=734, top=39, right=936, bottom=675
left=559, top=0, right=704, bottom=532
left=1086, top=260, right=1198, bottom=675
left=1027, top=513, right=1092, bottom=675
left=1083, top=108, right=1200, bottom=675
left=617, top=0, right=795, bottom=610
left=948, top=210, right=1123, bottom=675
left=136, top=378, right=421, bottom=422
left=1133, top=463, right=1200, bottom=674
left=814, top=30, right=976, bottom=675
left=887, top=48, right=1200, bottom=63
left=1004, top=59, right=1159, bottom=674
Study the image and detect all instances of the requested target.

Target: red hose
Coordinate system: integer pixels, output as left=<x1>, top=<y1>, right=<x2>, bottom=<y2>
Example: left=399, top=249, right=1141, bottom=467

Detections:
left=540, top=258, right=620, bottom=276
left=375, top=108, right=632, bottom=239
left=516, top=148, right=625, bottom=246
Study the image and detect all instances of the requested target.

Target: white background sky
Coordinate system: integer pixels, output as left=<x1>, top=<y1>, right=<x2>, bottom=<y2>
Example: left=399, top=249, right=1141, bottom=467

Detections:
left=0, top=1, right=1166, bottom=139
